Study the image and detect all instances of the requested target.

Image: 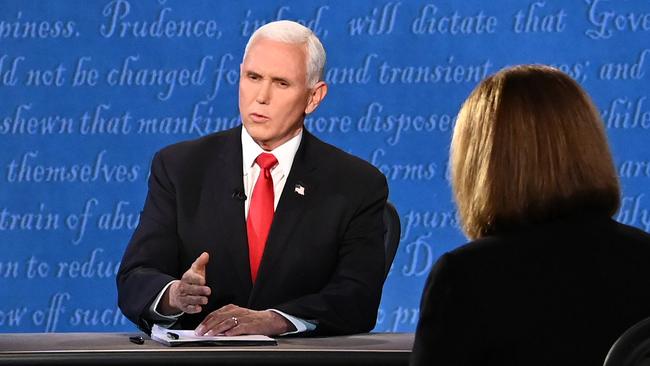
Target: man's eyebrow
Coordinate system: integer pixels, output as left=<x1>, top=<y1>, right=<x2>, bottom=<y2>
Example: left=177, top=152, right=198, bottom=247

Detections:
left=271, top=76, right=290, bottom=84
left=244, top=69, right=292, bottom=84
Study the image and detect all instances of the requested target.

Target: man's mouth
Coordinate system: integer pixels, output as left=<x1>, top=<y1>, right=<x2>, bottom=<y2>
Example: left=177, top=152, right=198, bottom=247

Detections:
left=250, top=113, right=269, bottom=123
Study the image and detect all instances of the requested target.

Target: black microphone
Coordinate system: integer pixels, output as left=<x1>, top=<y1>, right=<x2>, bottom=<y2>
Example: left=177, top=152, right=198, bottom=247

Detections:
left=232, top=189, right=247, bottom=201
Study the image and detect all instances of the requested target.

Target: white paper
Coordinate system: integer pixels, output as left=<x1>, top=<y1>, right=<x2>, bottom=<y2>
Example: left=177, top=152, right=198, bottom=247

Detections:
left=151, top=324, right=276, bottom=346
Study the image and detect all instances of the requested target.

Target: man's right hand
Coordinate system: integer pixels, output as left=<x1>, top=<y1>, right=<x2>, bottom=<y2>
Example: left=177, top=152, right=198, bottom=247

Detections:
left=159, top=252, right=211, bottom=315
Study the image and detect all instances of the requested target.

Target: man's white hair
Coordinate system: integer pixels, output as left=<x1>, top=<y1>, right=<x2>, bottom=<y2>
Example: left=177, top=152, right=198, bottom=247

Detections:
left=243, top=20, right=326, bottom=87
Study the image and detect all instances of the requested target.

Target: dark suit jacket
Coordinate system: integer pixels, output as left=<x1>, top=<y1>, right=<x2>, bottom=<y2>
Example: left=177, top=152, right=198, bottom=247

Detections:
left=411, top=210, right=650, bottom=366
left=117, top=126, right=388, bottom=335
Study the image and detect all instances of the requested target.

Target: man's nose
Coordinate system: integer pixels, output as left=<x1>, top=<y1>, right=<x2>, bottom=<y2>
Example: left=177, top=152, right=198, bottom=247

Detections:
left=255, top=81, right=271, bottom=104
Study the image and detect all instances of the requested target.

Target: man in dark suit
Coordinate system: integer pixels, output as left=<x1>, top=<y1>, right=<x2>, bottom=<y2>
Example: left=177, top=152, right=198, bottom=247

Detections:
left=117, top=20, right=388, bottom=337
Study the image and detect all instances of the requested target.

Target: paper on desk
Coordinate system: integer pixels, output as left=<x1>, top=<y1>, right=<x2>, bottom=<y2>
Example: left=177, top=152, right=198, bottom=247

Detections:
left=151, top=324, right=277, bottom=346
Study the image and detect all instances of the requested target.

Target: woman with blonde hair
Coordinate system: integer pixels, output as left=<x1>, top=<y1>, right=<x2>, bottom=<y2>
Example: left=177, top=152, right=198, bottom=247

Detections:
left=411, top=65, right=650, bottom=365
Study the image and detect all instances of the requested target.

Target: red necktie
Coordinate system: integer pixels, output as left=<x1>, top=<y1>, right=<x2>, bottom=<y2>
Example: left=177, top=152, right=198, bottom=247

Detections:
left=247, top=153, right=278, bottom=283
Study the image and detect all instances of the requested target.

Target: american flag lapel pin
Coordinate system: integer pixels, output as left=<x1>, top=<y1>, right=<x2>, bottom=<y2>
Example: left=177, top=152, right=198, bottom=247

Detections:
left=294, top=183, right=305, bottom=196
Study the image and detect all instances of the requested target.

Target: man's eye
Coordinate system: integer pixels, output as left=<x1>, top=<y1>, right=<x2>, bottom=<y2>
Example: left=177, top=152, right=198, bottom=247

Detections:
left=277, top=81, right=289, bottom=87
left=248, top=74, right=260, bottom=80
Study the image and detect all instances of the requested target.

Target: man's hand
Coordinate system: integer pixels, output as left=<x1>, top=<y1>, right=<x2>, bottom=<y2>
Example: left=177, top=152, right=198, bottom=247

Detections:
left=158, top=252, right=211, bottom=315
left=194, top=304, right=296, bottom=336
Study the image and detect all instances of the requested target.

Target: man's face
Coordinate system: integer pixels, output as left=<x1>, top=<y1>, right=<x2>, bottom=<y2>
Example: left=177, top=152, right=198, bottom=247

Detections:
left=239, top=37, right=326, bottom=150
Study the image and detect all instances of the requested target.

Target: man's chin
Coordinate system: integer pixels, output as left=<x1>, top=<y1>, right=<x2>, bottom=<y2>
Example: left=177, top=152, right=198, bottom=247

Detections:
left=244, top=124, right=265, bottom=138
left=243, top=126, right=271, bottom=148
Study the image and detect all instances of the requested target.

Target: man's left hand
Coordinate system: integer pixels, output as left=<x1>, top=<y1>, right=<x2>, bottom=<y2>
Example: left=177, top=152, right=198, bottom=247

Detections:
left=194, top=304, right=296, bottom=336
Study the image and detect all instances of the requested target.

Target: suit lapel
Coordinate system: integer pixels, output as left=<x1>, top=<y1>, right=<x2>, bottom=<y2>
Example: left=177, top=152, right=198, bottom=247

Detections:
left=207, top=126, right=253, bottom=293
left=249, top=130, right=319, bottom=302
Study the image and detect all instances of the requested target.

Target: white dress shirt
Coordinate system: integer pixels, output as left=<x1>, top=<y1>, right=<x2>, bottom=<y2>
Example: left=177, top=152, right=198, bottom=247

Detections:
left=241, top=124, right=301, bottom=216
left=150, top=127, right=315, bottom=334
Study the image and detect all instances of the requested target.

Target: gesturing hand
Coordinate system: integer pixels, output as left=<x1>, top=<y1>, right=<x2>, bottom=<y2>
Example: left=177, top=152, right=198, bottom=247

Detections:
left=159, top=252, right=211, bottom=315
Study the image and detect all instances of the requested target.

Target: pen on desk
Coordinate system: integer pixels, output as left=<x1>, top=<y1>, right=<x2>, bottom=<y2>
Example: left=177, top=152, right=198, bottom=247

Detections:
left=167, top=331, right=180, bottom=340
left=129, top=336, right=144, bottom=345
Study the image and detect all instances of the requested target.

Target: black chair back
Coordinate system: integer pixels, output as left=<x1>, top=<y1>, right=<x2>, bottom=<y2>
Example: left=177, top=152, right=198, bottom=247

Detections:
left=604, top=316, right=650, bottom=366
left=382, top=201, right=400, bottom=279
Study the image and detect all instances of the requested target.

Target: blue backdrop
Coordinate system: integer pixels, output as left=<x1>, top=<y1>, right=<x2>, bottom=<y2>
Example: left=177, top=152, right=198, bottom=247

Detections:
left=1, top=0, right=649, bottom=333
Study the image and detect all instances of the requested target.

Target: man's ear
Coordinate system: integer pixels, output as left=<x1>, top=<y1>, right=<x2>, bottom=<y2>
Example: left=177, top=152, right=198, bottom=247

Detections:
left=305, top=81, right=328, bottom=115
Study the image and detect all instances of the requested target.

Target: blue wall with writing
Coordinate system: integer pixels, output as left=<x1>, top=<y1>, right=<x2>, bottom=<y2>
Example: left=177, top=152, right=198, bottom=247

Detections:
left=1, top=0, right=649, bottom=332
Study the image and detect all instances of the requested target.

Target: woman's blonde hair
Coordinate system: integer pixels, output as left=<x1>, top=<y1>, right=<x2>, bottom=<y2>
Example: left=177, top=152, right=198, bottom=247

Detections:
left=451, top=65, right=620, bottom=239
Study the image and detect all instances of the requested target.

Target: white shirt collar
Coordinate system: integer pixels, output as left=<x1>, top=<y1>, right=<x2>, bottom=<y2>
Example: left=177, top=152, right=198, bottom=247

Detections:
left=241, top=126, right=302, bottom=175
